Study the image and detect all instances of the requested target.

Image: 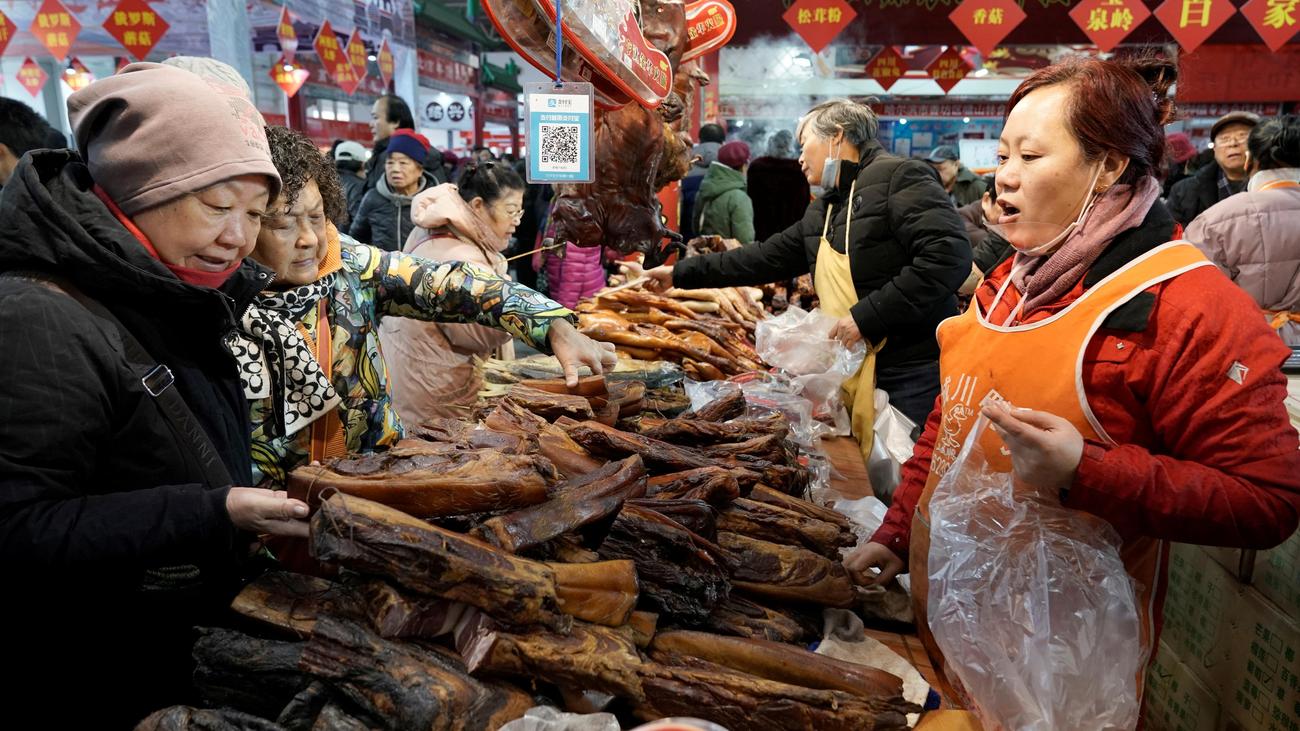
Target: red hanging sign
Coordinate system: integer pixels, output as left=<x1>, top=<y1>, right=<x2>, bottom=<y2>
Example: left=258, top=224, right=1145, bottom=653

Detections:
left=948, top=0, right=1026, bottom=57
left=1068, top=0, right=1152, bottom=52
left=18, top=58, right=49, bottom=98
left=865, top=46, right=906, bottom=92
left=926, top=46, right=973, bottom=93
left=345, top=30, right=369, bottom=82
left=62, top=57, right=94, bottom=92
left=269, top=63, right=310, bottom=97
left=102, top=0, right=170, bottom=61
left=377, top=37, right=395, bottom=88
left=277, top=5, right=298, bottom=64
left=1240, top=0, right=1300, bottom=51
left=681, top=0, right=737, bottom=63
left=0, top=10, right=17, bottom=57
left=313, top=20, right=359, bottom=93
left=1154, top=0, right=1238, bottom=53
left=781, top=0, right=857, bottom=54
left=30, top=0, right=81, bottom=62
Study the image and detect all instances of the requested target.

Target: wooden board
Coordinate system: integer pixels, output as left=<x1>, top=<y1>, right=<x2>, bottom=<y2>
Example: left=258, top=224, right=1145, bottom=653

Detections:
left=824, top=436, right=873, bottom=500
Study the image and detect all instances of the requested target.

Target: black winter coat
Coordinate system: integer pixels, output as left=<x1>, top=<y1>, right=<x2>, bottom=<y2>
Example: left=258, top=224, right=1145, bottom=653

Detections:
left=674, top=142, right=971, bottom=371
left=350, top=172, right=435, bottom=252
left=1168, top=161, right=1231, bottom=226
left=0, top=151, right=267, bottom=727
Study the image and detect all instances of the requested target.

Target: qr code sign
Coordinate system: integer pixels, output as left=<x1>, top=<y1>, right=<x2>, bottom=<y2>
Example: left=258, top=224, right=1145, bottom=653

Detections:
left=538, top=123, right=581, bottom=172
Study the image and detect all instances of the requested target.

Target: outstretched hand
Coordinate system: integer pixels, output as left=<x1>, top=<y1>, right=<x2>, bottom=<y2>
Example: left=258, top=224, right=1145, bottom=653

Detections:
left=548, top=319, right=618, bottom=387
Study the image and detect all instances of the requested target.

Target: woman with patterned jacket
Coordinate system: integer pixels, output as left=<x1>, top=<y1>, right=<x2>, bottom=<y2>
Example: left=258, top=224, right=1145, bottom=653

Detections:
left=241, top=126, right=616, bottom=486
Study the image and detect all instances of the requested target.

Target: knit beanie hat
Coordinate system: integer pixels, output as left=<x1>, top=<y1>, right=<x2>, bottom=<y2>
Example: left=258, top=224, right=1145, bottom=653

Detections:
left=1165, top=133, right=1197, bottom=165
left=387, top=129, right=431, bottom=166
left=718, top=140, right=751, bottom=170
left=68, top=62, right=280, bottom=215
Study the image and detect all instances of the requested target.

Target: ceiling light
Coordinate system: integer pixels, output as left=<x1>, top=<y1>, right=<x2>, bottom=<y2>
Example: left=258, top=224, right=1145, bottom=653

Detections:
left=963, top=116, right=971, bottom=123
left=899, top=118, right=908, bottom=125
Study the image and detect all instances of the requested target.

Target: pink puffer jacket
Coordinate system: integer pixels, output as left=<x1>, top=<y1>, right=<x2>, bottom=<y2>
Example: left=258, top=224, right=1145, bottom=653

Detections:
left=545, top=242, right=607, bottom=309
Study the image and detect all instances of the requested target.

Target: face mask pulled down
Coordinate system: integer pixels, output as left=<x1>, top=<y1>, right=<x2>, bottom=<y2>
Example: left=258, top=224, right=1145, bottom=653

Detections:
left=819, top=137, right=844, bottom=190
left=987, top=164, right=1105, bottom=257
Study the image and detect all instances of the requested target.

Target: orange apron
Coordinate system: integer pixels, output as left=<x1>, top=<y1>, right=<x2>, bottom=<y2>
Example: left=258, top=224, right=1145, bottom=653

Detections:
left=909, top=242, right=1214, bottom=706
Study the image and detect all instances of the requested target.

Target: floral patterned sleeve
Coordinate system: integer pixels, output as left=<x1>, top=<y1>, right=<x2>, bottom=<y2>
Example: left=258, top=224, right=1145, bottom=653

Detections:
left=343, top=241, right=574, bottom=352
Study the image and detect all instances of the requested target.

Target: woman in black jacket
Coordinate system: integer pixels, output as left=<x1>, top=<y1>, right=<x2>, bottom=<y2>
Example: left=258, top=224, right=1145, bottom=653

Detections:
left=0, top=63, right=308, bottom=728
left=632, top=99, right=971, bottom=430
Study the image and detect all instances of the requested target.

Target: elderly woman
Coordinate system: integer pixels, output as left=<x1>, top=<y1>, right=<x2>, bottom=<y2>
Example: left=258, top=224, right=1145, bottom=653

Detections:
left=633, top=99, right=970, bottom=450
left=245, top=127, right=613, bottom=486
left=1187, top=115, right=1300, bottom=345
left=0, top=64, right=309, bottom=726
left=845, top=56, right=1300, bottom=713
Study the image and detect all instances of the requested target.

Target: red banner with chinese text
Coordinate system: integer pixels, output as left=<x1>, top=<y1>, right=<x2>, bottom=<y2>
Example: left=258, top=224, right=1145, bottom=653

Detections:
left=345, top=30, right=369, bottom=88
left=18, top=58, right=48, bottom=97
left=926, top=46, right=973, bottom=93
left=30, top=0, right=80, bottom=62
left=377, top=38, right=395, bottom=88
left=62, top=57, right=94, bottom=92
left=102, top=0, right=170, bottom=61
left=865, top=46, right=906, bottom=92
left=270, top=64, right=310, bottom=97
left=0, top=10, right=17, bottom=57
left=782, top=0, right=856, bottom=54
left=1068, top=0, right=1151, bottom=52
left=948, top=0, right=1026, bottom=57
left=1239, top=0, right=1300, bottom=51
left=277, top=5, right=298, bottom=64
left=682, top=0, right=737, bottom=63
left=1154, top=0, right=1238, bottom=53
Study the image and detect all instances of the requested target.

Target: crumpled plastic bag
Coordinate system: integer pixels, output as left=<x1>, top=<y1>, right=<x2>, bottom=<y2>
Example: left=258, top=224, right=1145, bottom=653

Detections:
left=497, top=706, right=620, bottom=731
left=867, top=388, right=917, bottom=505
left=755, top=306, right=865, bottom=431
left=927, top=415, right=1143, bottom=731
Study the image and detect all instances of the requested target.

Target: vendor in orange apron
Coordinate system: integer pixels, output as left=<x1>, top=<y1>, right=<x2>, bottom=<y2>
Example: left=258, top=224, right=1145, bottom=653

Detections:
left=909, top=242, right=1215, bottom=707
left=815, top=180, right=886, bottom=464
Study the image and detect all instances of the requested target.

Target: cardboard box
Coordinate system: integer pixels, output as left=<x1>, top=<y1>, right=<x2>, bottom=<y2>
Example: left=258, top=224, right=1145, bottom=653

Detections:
left=1253, top=531, right=1300, bottom=622
left=1146, top=641, right=1221, bottom=731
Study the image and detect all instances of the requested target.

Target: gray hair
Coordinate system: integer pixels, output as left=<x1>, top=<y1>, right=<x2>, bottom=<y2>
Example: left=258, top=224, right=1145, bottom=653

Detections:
left=796, top=99, right=879, bottom=151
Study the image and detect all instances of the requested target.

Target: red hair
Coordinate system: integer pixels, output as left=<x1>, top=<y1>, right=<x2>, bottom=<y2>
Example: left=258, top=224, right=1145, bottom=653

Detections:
left=1007, top=56, right=1177, bottom=185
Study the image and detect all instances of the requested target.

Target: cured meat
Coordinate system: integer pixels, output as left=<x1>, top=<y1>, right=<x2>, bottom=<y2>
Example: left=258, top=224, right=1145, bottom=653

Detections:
left=642, top=414, right=787, bottom=445
left=683, top=390, right=747, bottom=422
left=645, top=467, right=740, bottom=506
left=506, top=384, right=595, bottom=421
left=537, top=434, right=604, bottom=478
left=626, top=497, right=717, bottom=541
left=474, top=456, right=647, bottom=554
left=193, top=628, right=310, bottom=720
left=310, top=704, right=373, bottom=731
left=547, top=559, right=641, bottom=628
left=275, top=681, right=339, bottom=731
left=299, top=616, right=531, bottom=731
left=134, top=706, right=286, bottom=731
left=566, top=420, right=713, bottom=473
left=705, top=433, right=796, bottom=465
left=517, top=374, right=609, bottom=399
left=456, top=610, right=647, bottom=701
left=748, top=484, right=854, bottom=533
left=362, top=581, right=468, bottom=640
left=231, top=572, right=365, bottom=638
left=702, top=595, right=810, bottom=644
left=593, top=289, right=699, bottom=321
left=597, top=503, right=732, bottom=624
left=636, top=655, right=916, bottom=731
left=719, top=532, right=858, bottom=608
left=717, top=498, right=857, bottom=559
left=310, top=493, right=571, bottom=631
left=485, top=398, right=603, bottom=479
left=628, top=611, right=659, bottom=649
left=651, top=630, right=906, bottom=700
left=406, top=419, right=528, bottom=453
left=287, top=447, right=555, bottom=519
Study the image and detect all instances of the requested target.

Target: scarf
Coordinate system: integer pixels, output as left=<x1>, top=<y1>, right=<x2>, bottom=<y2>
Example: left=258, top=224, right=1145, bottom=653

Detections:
left=1012, top=175, right=1162, bottom=315
left=94, top=185, right=242, bottom=288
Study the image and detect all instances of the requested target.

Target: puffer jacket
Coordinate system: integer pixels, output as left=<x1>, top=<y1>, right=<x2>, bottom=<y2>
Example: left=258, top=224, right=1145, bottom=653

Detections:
left=251, top=227, right=571, bottom=487
left=350, top=171, right=435, bottom=252
left=679, top=141, right=721, bottom=240
left=673, top=141, right=971, bottom=372
left=0, top=150, right=267, bottom=727
left=546, top=241, right=608, bottom=309
left=1168, top=161, right=1237, bottom=226
left=696, top=162, right=756, bottom=242
left=1186, top=170, right=1300, bottom=345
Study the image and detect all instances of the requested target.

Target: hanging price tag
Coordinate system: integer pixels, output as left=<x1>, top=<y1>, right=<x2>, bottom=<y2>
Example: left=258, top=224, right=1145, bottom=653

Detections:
left=524, top=81, right=594, bottom=184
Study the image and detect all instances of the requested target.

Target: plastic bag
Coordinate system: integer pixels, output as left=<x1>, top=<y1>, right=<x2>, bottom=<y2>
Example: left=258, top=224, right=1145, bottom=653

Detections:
left=866, top=389, right=917, bottom=505
left=755, top=306, right=865, bottom=429
left=927, top=415, right=1143, bottom=731
left=497, top=706, right=620, bottom=731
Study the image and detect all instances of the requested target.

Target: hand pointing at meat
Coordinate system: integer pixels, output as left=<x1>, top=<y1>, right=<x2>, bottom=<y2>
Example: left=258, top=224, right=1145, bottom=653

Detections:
left=548, top=318, right=618, bottom=387
left=619, top=261, right=674, bottom=292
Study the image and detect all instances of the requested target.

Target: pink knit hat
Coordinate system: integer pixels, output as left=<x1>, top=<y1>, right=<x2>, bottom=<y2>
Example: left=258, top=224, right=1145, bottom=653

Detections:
left=68, top=62, right=281, bottom=215
left=1165, top=133, right=1197, bottom=165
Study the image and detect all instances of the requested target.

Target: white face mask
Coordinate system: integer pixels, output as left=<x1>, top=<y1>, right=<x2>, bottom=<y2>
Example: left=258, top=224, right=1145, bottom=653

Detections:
left=989, top=163, right=1106, bottom=257
left=819, top=137, right=843, bottom=189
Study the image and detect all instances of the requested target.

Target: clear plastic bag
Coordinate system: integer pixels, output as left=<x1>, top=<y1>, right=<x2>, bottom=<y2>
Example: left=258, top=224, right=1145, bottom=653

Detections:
left=926, top=416, right=1143, bottom=731
left=497, top=706, right=620, bottom=731
left=754, top=306, right=865, bottom=430
left=867, top=388, right=917, bottom=505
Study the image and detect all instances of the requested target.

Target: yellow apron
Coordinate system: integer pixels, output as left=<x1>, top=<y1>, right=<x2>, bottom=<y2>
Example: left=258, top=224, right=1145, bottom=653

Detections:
left=813, top=181, right=885, bottom=464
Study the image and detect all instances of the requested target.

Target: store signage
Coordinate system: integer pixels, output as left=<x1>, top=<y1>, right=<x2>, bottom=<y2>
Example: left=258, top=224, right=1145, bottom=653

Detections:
left=1068, top=0, right=1152, bottom=52
left=345, top=29, right=369, bottom=83
left=1180, top=102, right=1283, bottom=117
left=62, top=56, right=93, bottom=92
left=948, top=0, right=1026, bottom=57
left=417, top=50, right=477, bottom=91
left=377, top=38, right=395, bottom=88
left=0, top=10, right=17, bottom=58
left=681, top=0, right=737, bottom=63
left=865, top=46, right=906, bottom=92
left=420, top=89, right=474, bottom=130
left=1240, top=0, right=1300, bottom=51
left=533, top=0, right=674, bottom=108
left=873, top=101, right=1006, bottom=118
left=1154, top=0, right=1238, bottom=53
left=926, top=46, right=973, bottom=93
left=102, top=0, right=170, bottom=61
left=525, top=81, right=594, bottom=184
left=782, top=0, right=857, bottom=54
left=18, top=57, right=48, bottom=97
left=314, top=20, right=362, bottom=94
left=481, top=100, right=517, bottom=125
left=270, top=63, right=310, bottom=97
left=277, top=5, right=297, bottom=64
left=30, top=0, right=80, bottom=62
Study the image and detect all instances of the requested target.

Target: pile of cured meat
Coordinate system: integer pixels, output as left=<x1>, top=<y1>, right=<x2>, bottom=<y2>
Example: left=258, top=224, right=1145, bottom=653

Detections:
left=138, top=383, right=919, bottom=731
left=576, top=285, right=768, bottom=381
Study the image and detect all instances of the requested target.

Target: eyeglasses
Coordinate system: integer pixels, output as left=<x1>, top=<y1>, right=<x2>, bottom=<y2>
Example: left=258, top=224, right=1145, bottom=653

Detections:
left=1215, top=133, right=1249, bottom=148
left=500, top=205, right=524, bottom=222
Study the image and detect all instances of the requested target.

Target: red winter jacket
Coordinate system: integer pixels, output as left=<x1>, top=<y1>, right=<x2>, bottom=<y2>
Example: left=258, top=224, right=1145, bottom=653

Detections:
left=871, top=214, right=1300, bottom=561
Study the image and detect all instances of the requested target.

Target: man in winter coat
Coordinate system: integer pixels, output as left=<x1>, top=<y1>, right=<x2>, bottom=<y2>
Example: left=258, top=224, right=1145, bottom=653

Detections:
left=1168, top=111, right=1259, bottom=226
left=334, top=140, right=368, bottom=223
left=679, top=122, right=726, bottom=240
left=351, top=129, right=436, bottom=251
left=926, top=145, right=987, bottom=207
left=696, top=140, right=756, bottom=242
left=364, top=94, right=415, bottom=193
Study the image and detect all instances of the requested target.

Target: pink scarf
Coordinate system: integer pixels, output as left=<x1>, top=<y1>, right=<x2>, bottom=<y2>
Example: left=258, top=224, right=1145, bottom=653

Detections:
left=1012, top=175, right=1161, bottom=314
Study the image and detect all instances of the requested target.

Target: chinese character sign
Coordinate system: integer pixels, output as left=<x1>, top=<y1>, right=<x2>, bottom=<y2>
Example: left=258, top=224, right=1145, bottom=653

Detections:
left=346, top=30, right=369, bottom=83
left=30, top=0, right=81, bottom=61
left=269, top=64, right=310, bottom=97
left=1241, top=0, right=1300, bottom=51
left=1154, top=0, right=1238, bottom=52
left=949, top=0, right=1026, bottom=57
left=277, top=5, right=298, bottom=64
left=681, top=0, right=737, bottom=63
left=102, top=0, right=170, bottom=61
left=377, top=38, right=395, bottom=88
left=782, top=0, right=857, bottom=54
left=62, top=57, right=94, bottom=92
left=313, top=20, right=342, bottom=69
left=1069, top=0, right=1152, bottom=52
left=18, top=58, right=48, bottom=98
left=0, top=10, right=16, bottom=57
left=926, top=46, right=973, bottom=93
left=865, top=46, right=906, bottom=92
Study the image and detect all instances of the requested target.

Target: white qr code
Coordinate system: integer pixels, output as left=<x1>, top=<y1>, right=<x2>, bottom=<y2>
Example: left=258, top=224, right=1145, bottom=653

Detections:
left=538, top=123, right=581, bottom=172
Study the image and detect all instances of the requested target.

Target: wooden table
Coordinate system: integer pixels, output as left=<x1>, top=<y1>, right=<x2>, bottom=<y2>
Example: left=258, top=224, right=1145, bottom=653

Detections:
left=823, top=435, right=873, bottom=500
